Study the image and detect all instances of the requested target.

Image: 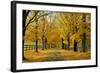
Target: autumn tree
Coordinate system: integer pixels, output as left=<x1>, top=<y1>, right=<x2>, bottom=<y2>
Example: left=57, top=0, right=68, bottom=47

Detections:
left=58, top=13, right=72, bottom=49
left=24, top=10, right=52, bottom=52
left=23, top=10, right=91, bottom=53
left=80, top=13, right=91, bottom=52
left=22, top=10, right=30, bottom=60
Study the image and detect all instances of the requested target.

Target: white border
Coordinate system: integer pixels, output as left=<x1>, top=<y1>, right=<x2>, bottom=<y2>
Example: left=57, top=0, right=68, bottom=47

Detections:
left=16, top=3, right=96, bottom=70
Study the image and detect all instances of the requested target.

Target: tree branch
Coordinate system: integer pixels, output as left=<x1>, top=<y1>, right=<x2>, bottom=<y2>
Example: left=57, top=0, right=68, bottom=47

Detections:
left=24, top=11, right=39, bottom=30
left=29, top=13, right=52, bottom=25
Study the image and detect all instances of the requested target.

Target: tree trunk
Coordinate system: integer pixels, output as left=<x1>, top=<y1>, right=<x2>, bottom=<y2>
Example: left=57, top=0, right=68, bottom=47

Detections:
left=64, top=44, right=66, bottom=49
left=82, top=33, right=86, bottom=52
left=82, top=14, right=86, bottom=52
left=61, top=38, right=64, bottom=49
left=74, top=40, right=77, bottom=52
left=42, top=36, right=45, bottom=50
left=22, top=10, right=26, bottom=60
left=35, top=25, right=38, bottom=52
left=67, top=32, right=70, bottom=50
left=35, top=39, right=38, bottom=52
left=45, top=37, right=47, bottom=49
left=22, top=10, right=30, bottom=60
left=23, top=10, right=30, bottom=37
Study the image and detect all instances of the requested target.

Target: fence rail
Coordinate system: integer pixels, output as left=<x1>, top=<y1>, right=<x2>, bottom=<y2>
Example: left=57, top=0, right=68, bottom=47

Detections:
left=24, top=45, right=34, bottom=51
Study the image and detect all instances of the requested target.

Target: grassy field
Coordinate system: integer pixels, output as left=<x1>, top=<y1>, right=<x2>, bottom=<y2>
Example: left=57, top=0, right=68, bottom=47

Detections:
left=23, top=49, right=91, bottom=63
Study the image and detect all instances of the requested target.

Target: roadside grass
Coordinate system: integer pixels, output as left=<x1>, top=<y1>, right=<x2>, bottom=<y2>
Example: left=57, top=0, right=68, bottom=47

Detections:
left=24, top=49, right=53, bottom=62
left=61, top=50, right=91, bottom=60
left=24, top=49, right=91, bottom=62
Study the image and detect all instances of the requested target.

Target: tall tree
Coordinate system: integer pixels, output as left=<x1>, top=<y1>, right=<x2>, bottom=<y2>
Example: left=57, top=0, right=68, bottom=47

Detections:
left=81, top=14, right=87, bottom=52
left=22, top=10, right=30, bottom=60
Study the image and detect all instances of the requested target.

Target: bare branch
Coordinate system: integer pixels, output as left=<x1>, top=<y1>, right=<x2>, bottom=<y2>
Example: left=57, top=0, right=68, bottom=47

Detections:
left=25, top=10, right=30, bottom=18
left=29, top=13, right=52, bottom=25
left=24, top=11, right=39, bottom=30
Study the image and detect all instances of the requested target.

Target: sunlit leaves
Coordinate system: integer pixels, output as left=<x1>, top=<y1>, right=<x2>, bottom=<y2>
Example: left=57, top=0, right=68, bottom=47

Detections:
left=24, top=10, right=91, bottom=51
